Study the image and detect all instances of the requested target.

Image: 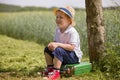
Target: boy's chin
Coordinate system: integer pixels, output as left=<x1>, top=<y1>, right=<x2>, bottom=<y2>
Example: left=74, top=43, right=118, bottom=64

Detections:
left=58, top=26, right=63, bottom=29
left=57, top=24, right=62, bottom=28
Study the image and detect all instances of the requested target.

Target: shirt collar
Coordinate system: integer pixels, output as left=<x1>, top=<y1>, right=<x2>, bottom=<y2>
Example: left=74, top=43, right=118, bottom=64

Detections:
left=58, top=25, right=72, bottom=34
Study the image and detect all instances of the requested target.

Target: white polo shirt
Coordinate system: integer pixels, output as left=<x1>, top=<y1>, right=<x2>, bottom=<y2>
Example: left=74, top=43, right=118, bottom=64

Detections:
left=54, top=25, right=83, bottom=62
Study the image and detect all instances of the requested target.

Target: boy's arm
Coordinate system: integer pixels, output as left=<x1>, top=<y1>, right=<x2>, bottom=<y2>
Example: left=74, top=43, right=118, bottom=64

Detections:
left=48, top=42, right=75, bottom=51
left=57, top=42, right=75, bottom=51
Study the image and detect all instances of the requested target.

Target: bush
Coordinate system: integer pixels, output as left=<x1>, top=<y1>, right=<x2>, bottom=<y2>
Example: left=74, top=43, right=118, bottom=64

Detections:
left=100, top=54, right=120, bottom=80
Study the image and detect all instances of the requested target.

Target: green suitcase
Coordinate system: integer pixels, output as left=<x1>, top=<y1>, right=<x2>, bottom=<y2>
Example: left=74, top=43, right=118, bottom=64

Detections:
left=60, top=62, right=92, bottom=76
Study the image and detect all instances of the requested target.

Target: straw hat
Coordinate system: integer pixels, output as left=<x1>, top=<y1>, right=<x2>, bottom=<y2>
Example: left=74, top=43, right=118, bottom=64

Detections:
left=54, top=6, right=76, bottom=26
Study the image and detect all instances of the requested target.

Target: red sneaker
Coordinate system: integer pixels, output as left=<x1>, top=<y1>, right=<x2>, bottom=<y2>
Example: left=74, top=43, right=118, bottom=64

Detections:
left=43, top=70, right=60, bottom=80
left=38, top=67, right=53, bottom=76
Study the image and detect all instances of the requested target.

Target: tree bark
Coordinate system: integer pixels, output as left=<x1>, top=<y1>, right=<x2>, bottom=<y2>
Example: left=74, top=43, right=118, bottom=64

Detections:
left=85, top=0, right=106, bottom=65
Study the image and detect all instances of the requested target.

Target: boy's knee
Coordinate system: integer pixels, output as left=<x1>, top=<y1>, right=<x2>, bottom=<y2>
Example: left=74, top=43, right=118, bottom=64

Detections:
left=44, top=47, right=53, bottom=57
left=44, top=47, right=51, bottom=53
left=44, top=47, right=48, bottom=52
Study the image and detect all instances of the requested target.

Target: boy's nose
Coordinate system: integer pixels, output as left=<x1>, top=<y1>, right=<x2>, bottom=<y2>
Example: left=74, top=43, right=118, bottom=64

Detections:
left=56, top=18, right=60, bottom=22
left=56, top=18, right=60, bottom=20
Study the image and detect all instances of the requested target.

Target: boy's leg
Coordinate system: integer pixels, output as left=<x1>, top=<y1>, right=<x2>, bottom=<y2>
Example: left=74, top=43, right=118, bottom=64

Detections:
left=43, top=47, right=78, bottom=79
left=53, top=56, right=62, bottom=69
left=44, top=52, right=53, bottom=66
left=43, top=57, right=61, bottom=80
left=52, top=47, right=79, bottom=65
left=43, top=48, right=62, bottom=80
left=44, top=47, right=54, bottom=66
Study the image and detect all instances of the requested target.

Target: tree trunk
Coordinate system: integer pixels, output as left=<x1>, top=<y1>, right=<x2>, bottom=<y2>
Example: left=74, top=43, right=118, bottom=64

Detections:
left=85, top=0, right=106, bottom=66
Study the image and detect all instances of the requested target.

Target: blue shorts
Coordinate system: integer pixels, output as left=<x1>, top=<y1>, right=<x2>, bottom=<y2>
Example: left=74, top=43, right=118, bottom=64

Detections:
left=44, top=47, right=79, bottom=65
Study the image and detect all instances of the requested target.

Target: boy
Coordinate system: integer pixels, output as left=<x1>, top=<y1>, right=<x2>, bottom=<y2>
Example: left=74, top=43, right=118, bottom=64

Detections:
left=42, top=6, right=83, bottom=80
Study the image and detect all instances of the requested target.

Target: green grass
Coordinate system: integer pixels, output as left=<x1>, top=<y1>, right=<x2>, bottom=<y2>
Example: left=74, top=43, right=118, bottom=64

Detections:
left=0, top=35, right=45, bottom=76
left=0, top=35, right=106, bottom=80
left=0, top=11, right=56, bottom=44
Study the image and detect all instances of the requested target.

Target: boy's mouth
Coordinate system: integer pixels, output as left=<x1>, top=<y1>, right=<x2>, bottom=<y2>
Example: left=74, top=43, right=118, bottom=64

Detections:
left=56, top=22, right=62, bottom=25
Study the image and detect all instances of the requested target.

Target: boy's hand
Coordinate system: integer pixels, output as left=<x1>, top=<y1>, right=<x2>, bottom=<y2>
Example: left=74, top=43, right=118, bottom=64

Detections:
left=48, top=42, right=58, bottom=51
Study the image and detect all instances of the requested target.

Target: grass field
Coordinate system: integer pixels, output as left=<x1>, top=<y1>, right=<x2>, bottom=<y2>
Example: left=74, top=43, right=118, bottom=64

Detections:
left=0, top=9, right=120, bottom=80
left=0, top=35, right=105, bottom=80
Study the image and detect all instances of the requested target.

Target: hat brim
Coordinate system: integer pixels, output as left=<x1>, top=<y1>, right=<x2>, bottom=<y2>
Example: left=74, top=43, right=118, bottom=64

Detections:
left=53, top=8, right=59, bottom=15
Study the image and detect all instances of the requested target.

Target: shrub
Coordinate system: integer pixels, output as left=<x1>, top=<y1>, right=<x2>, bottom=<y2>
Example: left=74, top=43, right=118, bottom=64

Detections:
left=100, top=54, right=120, bottom=80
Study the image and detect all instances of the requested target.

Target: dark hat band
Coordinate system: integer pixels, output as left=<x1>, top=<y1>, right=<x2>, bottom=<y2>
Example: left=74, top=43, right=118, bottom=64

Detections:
left=59, top=8, right=73, bottom=18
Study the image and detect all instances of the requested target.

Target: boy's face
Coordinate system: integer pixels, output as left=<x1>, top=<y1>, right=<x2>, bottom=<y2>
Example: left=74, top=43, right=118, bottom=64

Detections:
left=56, top=11, right=71, bottom=29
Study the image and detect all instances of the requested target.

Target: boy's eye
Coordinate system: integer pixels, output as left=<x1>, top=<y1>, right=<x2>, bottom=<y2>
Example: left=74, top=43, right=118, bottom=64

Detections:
left=56, top=16, right=59, bottom=18
left=60, top=16, right=63, bottom=19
